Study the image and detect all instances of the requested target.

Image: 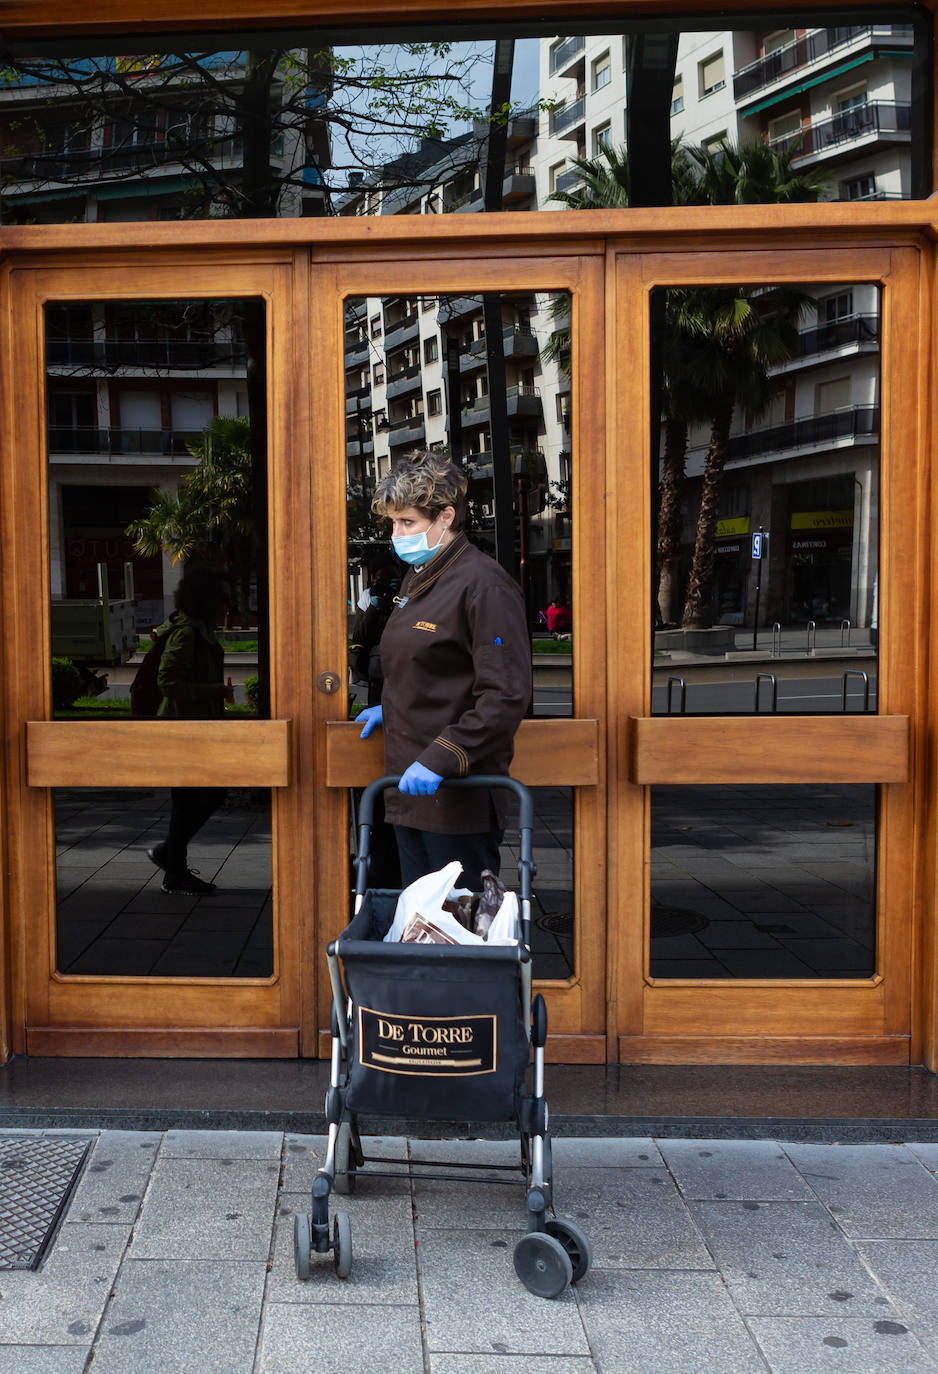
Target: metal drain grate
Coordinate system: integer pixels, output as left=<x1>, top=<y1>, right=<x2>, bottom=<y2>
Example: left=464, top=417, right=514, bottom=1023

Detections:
left=0, top=1136, right=93, bottom=1270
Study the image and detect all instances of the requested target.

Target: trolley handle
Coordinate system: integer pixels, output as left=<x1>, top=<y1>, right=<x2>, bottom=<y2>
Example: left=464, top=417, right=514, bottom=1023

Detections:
left=354, top=774, right=535, bottom=900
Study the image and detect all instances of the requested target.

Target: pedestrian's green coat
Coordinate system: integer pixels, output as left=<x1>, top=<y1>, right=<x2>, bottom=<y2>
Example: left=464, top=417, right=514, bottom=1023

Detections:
left=155, top=610, right=227, bottom=719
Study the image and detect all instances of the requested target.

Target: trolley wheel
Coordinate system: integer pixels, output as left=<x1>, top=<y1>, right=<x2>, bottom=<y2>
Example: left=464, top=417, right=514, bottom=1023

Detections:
left=293, top=1212, right=312, bottom=1281
left=513, top=1232, right=572, bottom=1299
left=333, top=1211, right=353, bottom=1279
left=545, top=1217, right=592, bottom=1283
left=334, top=1122, right=356, bottom=1195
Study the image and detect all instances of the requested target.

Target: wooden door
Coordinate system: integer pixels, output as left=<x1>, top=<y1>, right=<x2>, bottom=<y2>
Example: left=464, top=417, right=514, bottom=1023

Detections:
left=2, top=252, right=306, bottom=1055
left=610, top=242, right=921, bottom=1064
left=308, top=251, right=609, bottom=1062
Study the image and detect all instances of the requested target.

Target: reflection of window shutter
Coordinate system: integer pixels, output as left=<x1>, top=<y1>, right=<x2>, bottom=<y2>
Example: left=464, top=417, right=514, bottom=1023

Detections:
left=701, top=53, right=725, bottom=94
left=816, top=377, right=852, bottom=412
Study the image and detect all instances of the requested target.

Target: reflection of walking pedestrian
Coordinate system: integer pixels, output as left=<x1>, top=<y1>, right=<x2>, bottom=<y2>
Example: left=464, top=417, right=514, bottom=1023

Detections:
left=146, top=564, right=234, bottom=895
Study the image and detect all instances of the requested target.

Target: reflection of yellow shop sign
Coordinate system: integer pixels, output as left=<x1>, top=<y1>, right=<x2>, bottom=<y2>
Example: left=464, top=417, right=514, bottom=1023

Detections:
left=358, top=1006, right=497, bottom=1077
left=791, top=510, right=854, bottom=530
left=716, top=516, right=751, bottom=538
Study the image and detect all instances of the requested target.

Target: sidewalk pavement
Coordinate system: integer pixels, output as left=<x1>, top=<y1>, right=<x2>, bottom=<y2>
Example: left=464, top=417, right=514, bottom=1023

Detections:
left=3, top=1129, right=938, bottom=1373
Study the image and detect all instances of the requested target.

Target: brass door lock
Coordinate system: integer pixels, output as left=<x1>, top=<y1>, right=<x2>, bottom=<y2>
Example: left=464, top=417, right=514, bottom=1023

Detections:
left=317, top=671, right=340, bottom=694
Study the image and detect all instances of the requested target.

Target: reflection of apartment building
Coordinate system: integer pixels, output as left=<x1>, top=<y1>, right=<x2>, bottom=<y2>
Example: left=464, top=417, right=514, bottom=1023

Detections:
left=0, top=53, right=329, bottom=626
left=535, top=28, right=904, bottom=629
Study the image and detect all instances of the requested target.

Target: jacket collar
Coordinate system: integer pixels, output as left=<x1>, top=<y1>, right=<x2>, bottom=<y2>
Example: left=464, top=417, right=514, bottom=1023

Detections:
left=400, top=531, right=469, bottom=600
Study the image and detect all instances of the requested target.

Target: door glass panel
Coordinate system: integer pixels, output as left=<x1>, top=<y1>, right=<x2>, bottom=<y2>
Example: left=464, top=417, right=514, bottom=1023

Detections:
left=345, top=290, right=574, bottom=978
left=651, top=282, right=879, bottom=716
left=46, top=296, right=272, bottom=978
left=650, top=784, right=876, bottom=979
left=55, top=786, right=273, bottom=976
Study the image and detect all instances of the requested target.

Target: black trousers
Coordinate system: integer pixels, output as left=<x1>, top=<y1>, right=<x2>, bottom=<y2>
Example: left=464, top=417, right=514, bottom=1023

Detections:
left=164, top=787, right=226, bottom=876
left=392, top=821, right=503, bottom=893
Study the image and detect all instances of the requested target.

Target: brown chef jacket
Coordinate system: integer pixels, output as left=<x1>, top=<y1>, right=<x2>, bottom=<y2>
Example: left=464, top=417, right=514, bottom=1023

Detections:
left=378, top=531, right=532, bottom=834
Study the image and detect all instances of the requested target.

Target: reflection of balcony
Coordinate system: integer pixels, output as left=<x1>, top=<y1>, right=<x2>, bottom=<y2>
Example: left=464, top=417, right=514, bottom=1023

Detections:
left=553, top=166, right=582, bottom=194
left=383, top=314, right=420, bottom=350
left=550, top=35, right=586, bottom=76
left=770, top=103, right=911, bottom=164
left=502, top=165, right=536, bottom=202
left=438, top=296, right=482, bottom=322
left=48, top=426, right=203, bottom=456
left=460, top=396, right=491, bottom=428
left=1, top=133, right=244, bottom=183
left=733, top=25, right=913, bottom=104
left=345, top=384, right=372, bottom=414
left=344, top=340, right=369, bottom=369
left=45, top=338, right=246, bottom=370
left=796, top=314, right=879, bottom=360
left=727, top=405, right=879, bottom=462
left=388, top=415, right=426, bottom=446
left=386, top=363, right=422, bottom=400
left=550, top=97, right=586, bottom=139
left=458, top=328, right=539, bottom=371
left=346, top=439, right=374, bottom=458
left=506, top=384, right=542, bottom=418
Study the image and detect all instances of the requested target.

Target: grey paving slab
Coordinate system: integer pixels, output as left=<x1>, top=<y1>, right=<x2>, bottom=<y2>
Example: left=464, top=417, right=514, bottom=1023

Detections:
left=280, top=1133, right=408, bottom=1194
left=857, top=1240, right=938, bottom=1350
left=0, top=1222, right=131, bottom=1344
left=416, top=1227, right=589, bottom=1356
left=67, top=1130, right=160, bottom=1225
left=550, top=1165, right=714, bottom=1270
left=575, top=1268, right=768, bottom=1374
left=413, top=1174, right=531, bottom=1230
left=429, top=1358, right=596, bottom=1374
left=257, top=1301, right=423, bottom=1374
left=903, top=1143, right=938, bottom=1173
left=90, top=1259, right=267, bottom=1374
left=658, top=1139, right=814, bottom=1202
left=688, top=1199, right=893, bottom=1316
left=0, top=1351, right=90, bottom=1374
left=746, top=1316, right=938, bottom=1372
left=784, top=1143, right=938, bottom=1238
left=129, top=1157, right=279, bottom=1260
left=268, top=1192, right=418, bottom=1304
left=550, top=1137, right=663, bottom=1167
left=160, top=1129, right=282, bottom=1160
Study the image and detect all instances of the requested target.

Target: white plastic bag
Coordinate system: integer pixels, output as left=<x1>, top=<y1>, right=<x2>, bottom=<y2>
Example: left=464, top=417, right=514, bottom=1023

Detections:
left=485, top=891, right=521, bottom=946
left=384, top=861, right=481, bottom=943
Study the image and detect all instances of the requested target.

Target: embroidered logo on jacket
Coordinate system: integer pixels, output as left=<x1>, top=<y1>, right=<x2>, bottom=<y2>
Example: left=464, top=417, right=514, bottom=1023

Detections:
left=413, top=620, right=437, bottom=632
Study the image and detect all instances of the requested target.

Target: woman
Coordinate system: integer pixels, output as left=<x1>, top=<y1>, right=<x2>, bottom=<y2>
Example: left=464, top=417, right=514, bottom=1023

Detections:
left=358, top=451, right=532, bottom=890
left=146, top=563, right=234, bottom=894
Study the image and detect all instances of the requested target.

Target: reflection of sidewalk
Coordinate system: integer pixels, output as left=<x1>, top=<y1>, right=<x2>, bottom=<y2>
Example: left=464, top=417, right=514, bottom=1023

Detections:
left=55, top=789, right=272, bottom=977
left=1, top=1126, right=938, bottom=1371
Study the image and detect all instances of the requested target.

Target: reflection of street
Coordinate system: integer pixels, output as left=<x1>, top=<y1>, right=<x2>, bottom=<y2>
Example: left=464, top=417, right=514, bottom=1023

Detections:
left=652, top=674, right=878, bottom=713
left=55, top=789, right=272, bottom=976
left=501, top=786, right=573, bottom=980
left=651, top=784, right=875, bottom=979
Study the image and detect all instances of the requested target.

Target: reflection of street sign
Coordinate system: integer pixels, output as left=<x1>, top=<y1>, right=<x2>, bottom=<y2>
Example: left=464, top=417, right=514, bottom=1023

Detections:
left=751, top=532, right=763, bottom=559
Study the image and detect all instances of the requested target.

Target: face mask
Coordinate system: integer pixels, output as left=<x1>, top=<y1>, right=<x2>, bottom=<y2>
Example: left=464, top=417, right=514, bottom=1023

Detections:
left=392, top=518, right=444, bottom=566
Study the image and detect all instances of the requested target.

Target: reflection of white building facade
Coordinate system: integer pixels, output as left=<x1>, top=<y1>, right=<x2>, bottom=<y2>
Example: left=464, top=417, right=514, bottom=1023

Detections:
left=534, top=27, right=906, bottom=631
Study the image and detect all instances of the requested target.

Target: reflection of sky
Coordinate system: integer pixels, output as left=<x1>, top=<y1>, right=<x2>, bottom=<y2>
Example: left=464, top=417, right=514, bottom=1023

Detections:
left=330, top=38, right=541, bottom=177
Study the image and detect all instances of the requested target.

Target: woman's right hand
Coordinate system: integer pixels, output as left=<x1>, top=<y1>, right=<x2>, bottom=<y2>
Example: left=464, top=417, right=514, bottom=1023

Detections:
left=357, top=704, right=383, bottom=738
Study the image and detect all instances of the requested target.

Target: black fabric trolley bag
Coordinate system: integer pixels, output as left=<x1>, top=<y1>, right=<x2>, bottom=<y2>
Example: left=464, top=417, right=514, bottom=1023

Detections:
left=293, top=774, right=592, bottom=1299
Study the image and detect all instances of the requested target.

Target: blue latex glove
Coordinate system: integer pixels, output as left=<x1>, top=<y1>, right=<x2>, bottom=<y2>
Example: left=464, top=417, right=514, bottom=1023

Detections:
left=357, top=704, right=383, bottom=738
left=399, top=761, right=443, bottom=795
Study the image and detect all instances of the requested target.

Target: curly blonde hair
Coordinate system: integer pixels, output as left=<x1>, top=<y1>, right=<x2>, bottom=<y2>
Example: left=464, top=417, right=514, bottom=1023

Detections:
left=372, top=450, right=468, bottom=528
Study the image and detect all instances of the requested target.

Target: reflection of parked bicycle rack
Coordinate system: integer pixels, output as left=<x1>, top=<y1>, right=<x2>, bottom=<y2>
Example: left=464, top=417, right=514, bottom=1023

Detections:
left=754, top=673, right=778, bottom=713
left=841, top=618, right=852, bottom=647
left=806, top=620, right=817, bottom=654
left=772, top=622, right=781, bottom=657
left=842, top=668, right=870, bottom=713
left=667, top=676, right=686, bottom=714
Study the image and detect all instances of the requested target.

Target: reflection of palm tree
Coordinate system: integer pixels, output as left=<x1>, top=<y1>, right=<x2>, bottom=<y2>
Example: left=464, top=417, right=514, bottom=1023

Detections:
left=550, top=139, right=828, bottom=628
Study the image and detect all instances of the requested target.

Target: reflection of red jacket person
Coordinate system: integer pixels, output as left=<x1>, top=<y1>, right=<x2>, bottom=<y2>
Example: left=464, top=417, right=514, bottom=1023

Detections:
left=546, top=602, right=571, bottom=634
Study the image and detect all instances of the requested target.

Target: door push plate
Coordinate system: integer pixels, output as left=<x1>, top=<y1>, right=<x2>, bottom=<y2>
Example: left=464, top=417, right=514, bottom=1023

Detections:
left=318, top=670, right=340, bottom=694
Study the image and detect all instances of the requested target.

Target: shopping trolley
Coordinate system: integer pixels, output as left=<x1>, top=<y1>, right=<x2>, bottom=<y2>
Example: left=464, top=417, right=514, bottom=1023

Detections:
left=293, top=774, right=592, bottom=1299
